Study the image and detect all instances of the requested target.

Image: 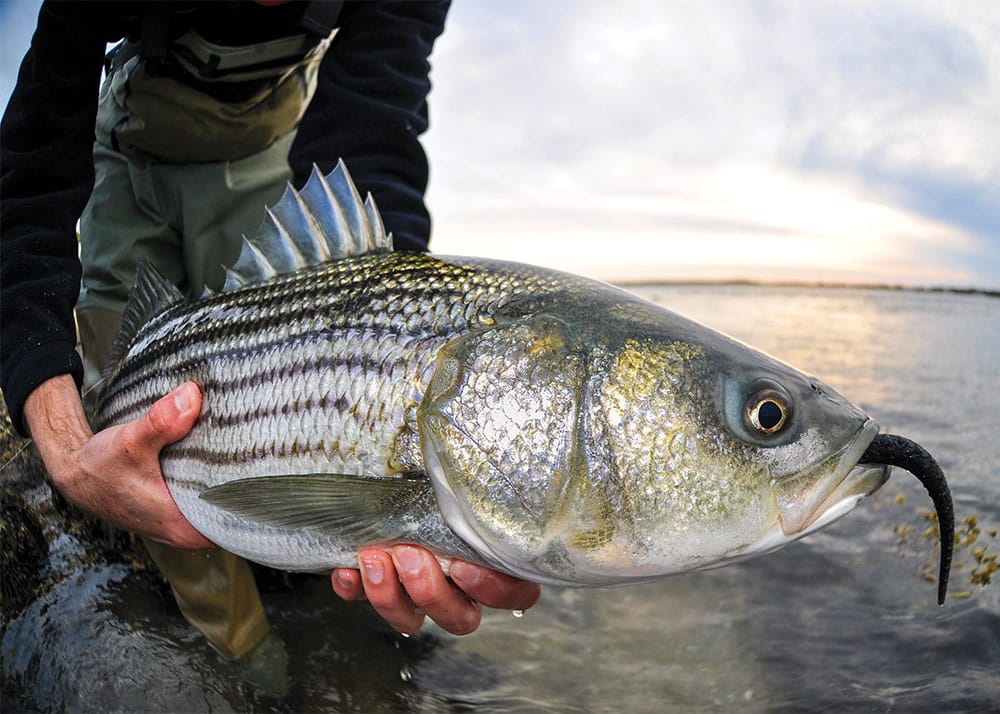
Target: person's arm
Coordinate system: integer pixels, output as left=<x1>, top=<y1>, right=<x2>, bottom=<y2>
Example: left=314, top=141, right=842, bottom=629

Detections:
left=24, top=376, right=214, bottom=551
left=2, top=3, right=211, bottom=551
left=289, top=0, right=451, bottom=251
left=0, top=1, right=110, bottom=434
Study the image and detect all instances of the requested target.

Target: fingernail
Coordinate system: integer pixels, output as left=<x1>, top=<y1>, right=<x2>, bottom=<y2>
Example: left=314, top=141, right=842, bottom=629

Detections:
left=334, top=569, right=353, bottom=590
left=393, top=545, right=424, bottom=576
left=360, top=555, right=384, bottom=585
left=450, top=560, right=482, bottom=587
left=174, top=384, right=194, bottom=413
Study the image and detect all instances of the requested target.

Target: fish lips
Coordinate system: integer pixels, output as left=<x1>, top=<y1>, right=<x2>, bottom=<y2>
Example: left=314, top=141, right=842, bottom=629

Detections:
left=775, top=419, right=889, bottom=538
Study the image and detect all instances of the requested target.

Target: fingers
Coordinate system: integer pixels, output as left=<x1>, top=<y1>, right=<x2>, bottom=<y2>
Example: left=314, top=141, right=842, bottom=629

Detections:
left=391, top=545, right=483, bottom=635
left=350, top=546, right=484, bottom=635
left=132, top=382, right=202, bottom=449
left=73, top=381, right=214, bottom=552
left=27, top=378, right=210, bottom=551
left=331, top=567, right=364, bottom=601
left=449, top=560, right=542, bottom=611
left=341, top=546, right=542, bottom=636
left=357, top=548, right=432, bottom=635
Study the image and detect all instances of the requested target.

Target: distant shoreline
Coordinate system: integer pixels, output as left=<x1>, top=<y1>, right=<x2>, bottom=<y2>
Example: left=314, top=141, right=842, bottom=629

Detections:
left=615, top=279, right=1000, bottom=299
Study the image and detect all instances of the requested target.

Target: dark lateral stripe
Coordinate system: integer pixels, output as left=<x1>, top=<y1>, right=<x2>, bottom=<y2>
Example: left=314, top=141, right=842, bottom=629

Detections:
left=207, top=393, right=350, bottom=429
left=204, top=383, right=397, bottom=432
left=199, top=351, right=406, bottom=394
left=104, top=284, right=468, bottom=405
left=165, top=438, right=340, bottom=466
left=101, top=310, right=443, bottom=402
left=102, top=251, right=526, bottom=399
left=99, top=344, right=421, bottom=427
left=164, top=474, right=212, bottom=493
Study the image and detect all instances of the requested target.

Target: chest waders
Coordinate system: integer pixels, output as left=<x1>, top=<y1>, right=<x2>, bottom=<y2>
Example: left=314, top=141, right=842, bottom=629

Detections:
left=77, top=24, right=334, bottom=665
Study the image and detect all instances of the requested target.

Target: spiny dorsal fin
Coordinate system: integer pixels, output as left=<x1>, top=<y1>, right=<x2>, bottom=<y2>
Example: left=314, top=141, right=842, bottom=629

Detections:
left=219, top=160, right=393, bottom=293
left=103, top=259, right=184, bottom=380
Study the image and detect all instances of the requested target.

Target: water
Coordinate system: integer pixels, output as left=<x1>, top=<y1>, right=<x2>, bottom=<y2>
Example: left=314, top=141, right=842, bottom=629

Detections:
left=3, top=285, right=998, bottom=712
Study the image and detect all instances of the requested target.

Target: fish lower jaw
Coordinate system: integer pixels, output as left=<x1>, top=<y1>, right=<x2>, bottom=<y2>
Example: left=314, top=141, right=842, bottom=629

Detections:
left=777, top=462, right=889, bottom=538
left=775, top=419, right=884, bottom=536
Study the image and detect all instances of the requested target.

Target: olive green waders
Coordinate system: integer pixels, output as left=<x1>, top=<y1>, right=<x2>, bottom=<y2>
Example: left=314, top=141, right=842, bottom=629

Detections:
left=77, top=132, right=298, bottom=658
left=76, top=27, right=331, bottom=661
left=78, top=133, right=296, bottom=662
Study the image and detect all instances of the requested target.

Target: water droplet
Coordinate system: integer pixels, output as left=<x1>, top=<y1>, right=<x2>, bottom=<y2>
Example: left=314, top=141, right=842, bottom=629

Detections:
left=400, top=631, right=410, bottom=638
left=400, top=664, right=413, bottom=682
left=512, top=609, right=524, bottom=618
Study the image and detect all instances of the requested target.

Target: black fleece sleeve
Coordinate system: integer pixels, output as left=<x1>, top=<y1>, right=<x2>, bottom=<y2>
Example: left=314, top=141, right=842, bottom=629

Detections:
left=288, top=1, right=450, bottom=252
left=0, top=2, right=111, bottom=435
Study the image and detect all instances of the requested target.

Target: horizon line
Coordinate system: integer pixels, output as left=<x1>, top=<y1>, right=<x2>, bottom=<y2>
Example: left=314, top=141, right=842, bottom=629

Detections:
left=614, top=278, right=1000, bottom=299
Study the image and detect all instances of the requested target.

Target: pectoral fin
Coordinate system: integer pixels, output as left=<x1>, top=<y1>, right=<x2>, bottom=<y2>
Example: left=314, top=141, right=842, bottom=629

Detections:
left=199, top=473, right=436, bottom=543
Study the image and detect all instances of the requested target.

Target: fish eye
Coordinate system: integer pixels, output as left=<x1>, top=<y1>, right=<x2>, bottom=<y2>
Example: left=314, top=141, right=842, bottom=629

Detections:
left=745, top=388, right=790, bottom=435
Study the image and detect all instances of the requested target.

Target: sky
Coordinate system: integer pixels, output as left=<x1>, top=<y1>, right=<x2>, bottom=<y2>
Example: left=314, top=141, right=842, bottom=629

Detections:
left=2, top=0, right=998, bottom=288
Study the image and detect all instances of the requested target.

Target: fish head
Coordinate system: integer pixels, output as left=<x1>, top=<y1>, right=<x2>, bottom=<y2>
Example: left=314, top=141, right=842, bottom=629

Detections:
left=418, top=290, right=889, bottom=585
left=711, top=350, right=890, bottom=557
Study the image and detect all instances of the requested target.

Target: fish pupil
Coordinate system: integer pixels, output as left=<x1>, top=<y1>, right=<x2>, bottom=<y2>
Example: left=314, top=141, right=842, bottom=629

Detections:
left=757, top=400, right=784, bottom=430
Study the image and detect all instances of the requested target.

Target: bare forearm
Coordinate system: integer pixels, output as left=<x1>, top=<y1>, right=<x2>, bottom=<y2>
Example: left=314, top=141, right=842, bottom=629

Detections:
left=23, top=373, right=92, bottom=483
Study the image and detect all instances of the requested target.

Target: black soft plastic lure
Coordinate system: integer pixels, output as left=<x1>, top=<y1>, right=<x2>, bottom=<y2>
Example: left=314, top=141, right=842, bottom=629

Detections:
left=859, top=434, right=954, bottom=605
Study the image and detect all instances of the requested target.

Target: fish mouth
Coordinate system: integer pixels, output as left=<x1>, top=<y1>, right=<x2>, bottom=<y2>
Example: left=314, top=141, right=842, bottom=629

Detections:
left=776, top=419, right=889, bottom=537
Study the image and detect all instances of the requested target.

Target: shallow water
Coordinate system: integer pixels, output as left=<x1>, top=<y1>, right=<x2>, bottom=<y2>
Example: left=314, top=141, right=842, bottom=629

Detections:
left=3, top=285, right=998, bottom=712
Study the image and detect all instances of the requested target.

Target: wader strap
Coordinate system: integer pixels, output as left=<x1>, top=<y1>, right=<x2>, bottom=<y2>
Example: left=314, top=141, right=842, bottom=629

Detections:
left=170, top=30, right=322, bottom=83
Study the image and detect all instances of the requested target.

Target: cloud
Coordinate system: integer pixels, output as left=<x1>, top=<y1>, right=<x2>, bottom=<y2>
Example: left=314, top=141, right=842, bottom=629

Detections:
left=2, top=0, right=995, bottom=286
left=424, top=0, right=1000, bottom=287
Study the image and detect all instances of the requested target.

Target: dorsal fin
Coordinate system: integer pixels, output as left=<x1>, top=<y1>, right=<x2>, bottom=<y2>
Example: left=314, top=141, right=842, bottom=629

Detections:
left=219, top=160, right=393, bottom=293
left=103, top=259, right=185, bottom=380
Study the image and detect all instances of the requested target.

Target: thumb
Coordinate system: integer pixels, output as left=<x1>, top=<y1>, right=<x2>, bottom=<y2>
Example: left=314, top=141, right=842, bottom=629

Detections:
left=135, top=382, right=202, bottom=449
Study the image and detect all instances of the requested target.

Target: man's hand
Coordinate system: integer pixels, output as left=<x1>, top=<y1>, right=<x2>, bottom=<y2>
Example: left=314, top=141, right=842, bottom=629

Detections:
left=24, top=375, right=214, bottom=551
left=331, top=546, right=542, bottom=635
left=26, top=375, right=542, bottom=635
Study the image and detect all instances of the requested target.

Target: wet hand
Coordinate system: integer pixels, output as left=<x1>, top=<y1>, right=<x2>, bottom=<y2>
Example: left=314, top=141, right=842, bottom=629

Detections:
left=24, top=376, right=214, bottom=551
left=331, top=545, right=541, bottom=635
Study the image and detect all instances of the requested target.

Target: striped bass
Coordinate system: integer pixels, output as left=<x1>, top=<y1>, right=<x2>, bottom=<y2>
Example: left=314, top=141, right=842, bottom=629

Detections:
left=96, top=163, right=953, bottom=599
